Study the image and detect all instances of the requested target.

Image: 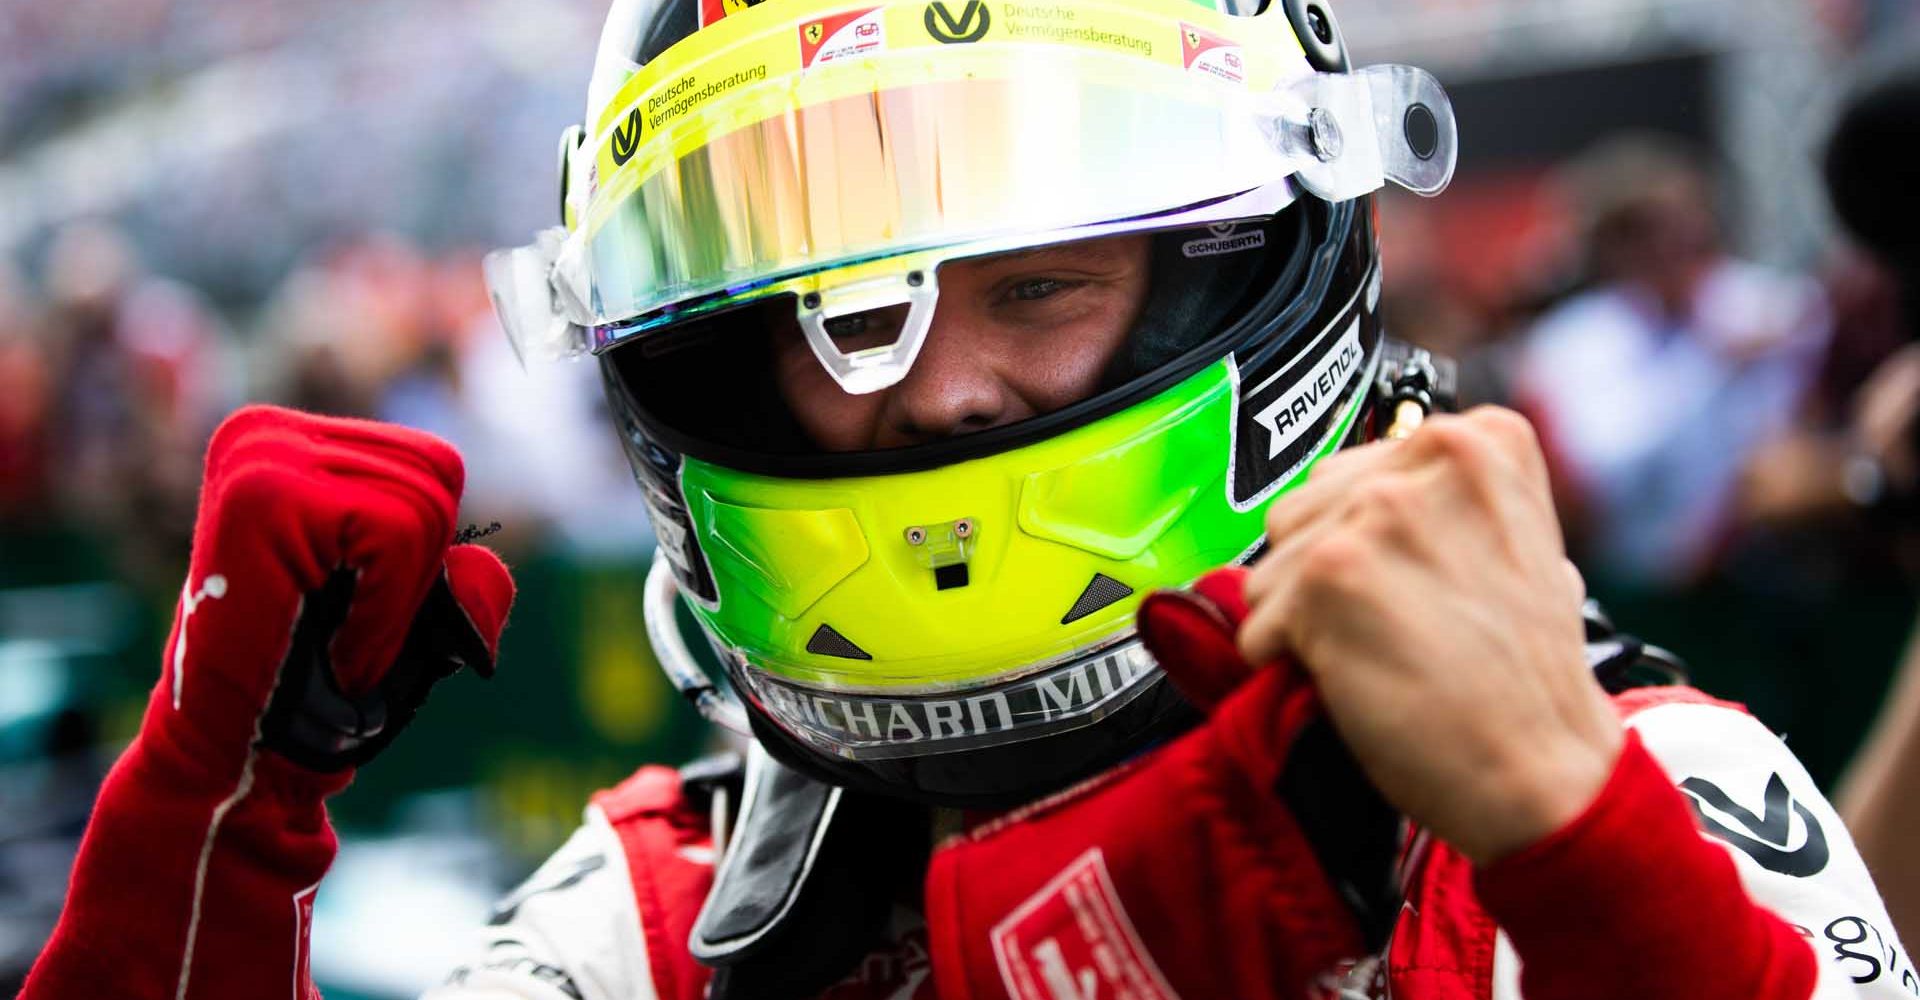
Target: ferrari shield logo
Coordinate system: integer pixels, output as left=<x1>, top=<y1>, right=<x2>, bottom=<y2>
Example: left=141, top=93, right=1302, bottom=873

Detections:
left=801, top=7, right=885, bottom=66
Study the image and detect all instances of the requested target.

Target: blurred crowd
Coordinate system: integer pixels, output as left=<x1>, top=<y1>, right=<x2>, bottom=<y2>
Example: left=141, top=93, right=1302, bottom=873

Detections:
left=0, top=0, right=662, bottom=590
left=0, top=225, right=651, bottom=593
left=1381, top=132, right=1920, bottom=788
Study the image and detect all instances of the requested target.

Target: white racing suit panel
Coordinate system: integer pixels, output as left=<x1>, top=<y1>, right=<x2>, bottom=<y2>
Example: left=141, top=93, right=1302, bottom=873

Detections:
left=1491, top=700, right=1915, bottom=999
left=425, top=806, right=658, bottom=1000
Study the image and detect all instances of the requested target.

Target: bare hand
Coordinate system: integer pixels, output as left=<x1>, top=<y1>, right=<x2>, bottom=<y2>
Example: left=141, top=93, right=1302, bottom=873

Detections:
left=1855, top=342, right=1920, bottom=490
left=1239, top=407, right=1622, bottom=864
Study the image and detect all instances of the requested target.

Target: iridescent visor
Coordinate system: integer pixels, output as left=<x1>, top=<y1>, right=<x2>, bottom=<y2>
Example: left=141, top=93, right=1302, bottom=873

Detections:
left=485, top=0, right=1456, bottom=370
left=735, top=637, right=1162, bottom=760
left=580, top=54, right=1295, bottom=325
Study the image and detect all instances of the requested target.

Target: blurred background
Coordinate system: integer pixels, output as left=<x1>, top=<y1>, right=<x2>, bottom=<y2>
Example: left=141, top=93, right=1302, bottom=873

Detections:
left=2, top=0, right=1918, bottom=995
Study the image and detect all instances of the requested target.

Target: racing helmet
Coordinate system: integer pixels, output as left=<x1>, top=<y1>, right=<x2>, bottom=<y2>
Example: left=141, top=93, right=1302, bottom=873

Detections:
left=486, top=0, right=1457, bottom=808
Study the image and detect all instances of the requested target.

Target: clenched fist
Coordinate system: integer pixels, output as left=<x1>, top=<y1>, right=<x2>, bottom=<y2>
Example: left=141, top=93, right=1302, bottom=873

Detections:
left=168, top=404, right=514, bottom=772
left=1236, top=406, right=1621, bottom=864
left=25, top=405, right=515, bottom=1000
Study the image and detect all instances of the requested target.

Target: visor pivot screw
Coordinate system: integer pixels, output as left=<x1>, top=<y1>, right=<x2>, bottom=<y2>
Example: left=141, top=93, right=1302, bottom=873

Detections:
left=1309, top=107, right=1343, bottom=162
left=905, top=526, right=927, bottom=545
left=1305, top=4, right=1334, bottom=44
left=906, top=270, right=925, bottom=288
left=802, top=292, right=822, bottom=310
left=953, top=518, right=974, bottom=539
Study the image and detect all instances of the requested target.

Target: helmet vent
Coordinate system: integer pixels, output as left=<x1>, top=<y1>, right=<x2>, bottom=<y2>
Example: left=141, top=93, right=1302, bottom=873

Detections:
left=806, top=624, right=873, bottom=661
left=1060, top=574, right=1136, bottom=625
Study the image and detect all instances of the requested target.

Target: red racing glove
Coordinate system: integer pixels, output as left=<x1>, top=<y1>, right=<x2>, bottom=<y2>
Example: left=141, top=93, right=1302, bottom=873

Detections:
left=23, top=405, right=515, bottom=1000
left=924, top=568, right=1388, bottom=1000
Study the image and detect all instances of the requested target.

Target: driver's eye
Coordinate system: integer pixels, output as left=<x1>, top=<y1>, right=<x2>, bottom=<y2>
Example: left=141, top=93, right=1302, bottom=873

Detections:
left=1010, top=278, right=1066, bottom=302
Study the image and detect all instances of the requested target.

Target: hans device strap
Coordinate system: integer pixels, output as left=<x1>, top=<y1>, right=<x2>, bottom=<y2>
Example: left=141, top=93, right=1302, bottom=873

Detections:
left=690, top=746, right=930, bottom=1000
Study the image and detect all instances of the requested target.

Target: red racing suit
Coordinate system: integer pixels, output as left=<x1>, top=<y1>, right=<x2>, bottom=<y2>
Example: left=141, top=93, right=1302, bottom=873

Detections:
left=427, top=685, right=1914, bottom=1000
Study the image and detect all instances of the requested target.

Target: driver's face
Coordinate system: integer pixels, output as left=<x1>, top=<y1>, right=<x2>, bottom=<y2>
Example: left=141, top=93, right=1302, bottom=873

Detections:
left=772, top=236, right=1152, bottom=452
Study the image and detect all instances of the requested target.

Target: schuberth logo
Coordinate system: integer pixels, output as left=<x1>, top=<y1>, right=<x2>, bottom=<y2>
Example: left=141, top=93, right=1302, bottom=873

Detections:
left=925, top=0, right=991, bottom=43
left=1680, top=772, right=1830, bottom=877
left=610, top=108, right=643, bottom=167
left=1180, top=223, right=1265, bottom=259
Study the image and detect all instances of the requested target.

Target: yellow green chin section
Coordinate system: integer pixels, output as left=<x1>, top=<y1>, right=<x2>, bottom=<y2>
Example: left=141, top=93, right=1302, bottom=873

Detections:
left=680, top=359, right=1366, bottom=691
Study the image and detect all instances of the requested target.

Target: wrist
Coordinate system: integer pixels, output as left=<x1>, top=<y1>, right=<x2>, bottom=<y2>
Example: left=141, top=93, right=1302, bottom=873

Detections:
left=1456, top=723, right=1624, bottom=865
left=1471, top=730, right=1819, bottom=1000
left=133, top=678, right=354, bottom=804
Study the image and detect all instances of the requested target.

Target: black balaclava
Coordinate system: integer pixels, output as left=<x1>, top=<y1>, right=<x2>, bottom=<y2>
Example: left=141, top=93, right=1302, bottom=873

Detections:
left=1118, top=214, right=1289, bottom=380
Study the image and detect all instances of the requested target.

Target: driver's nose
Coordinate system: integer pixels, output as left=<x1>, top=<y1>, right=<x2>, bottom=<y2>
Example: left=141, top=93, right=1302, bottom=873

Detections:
left=873, top=310, right=1029, bottom=446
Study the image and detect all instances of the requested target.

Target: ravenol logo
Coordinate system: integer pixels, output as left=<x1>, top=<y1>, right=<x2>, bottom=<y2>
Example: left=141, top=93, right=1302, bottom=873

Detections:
left=1251, top=317, right=1361, bottom=459
left=924, top=0, right=990, bottom=43
left=611, top=108, right=643, bottom=167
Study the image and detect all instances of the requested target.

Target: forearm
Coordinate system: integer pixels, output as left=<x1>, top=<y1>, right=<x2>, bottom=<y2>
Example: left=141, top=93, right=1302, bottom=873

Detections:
left=22, top=407, right=514, bottom=1000
left=1838, top=620, right=1920, bottom=944
left=23, top=703, right=344, bottom=999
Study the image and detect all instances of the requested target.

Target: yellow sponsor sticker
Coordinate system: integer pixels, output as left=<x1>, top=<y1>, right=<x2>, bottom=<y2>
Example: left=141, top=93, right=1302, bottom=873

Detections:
left=585, top=0, right=1308, bottom=231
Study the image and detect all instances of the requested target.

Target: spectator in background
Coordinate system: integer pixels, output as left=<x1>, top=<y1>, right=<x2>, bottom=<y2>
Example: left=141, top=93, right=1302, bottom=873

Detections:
left=32, top=222, right=231, bottom=592
left=1508, top=137, right=1830, bottom=590
left=1735, top=251, right=1912, bottom=538
left=249, top=234, right=654, bottom=557
left=253, top=234, right=437, bottom=420
left=0, top=264, right=52, bottom=524
left=1835, top=346, right=1920, bottom=943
